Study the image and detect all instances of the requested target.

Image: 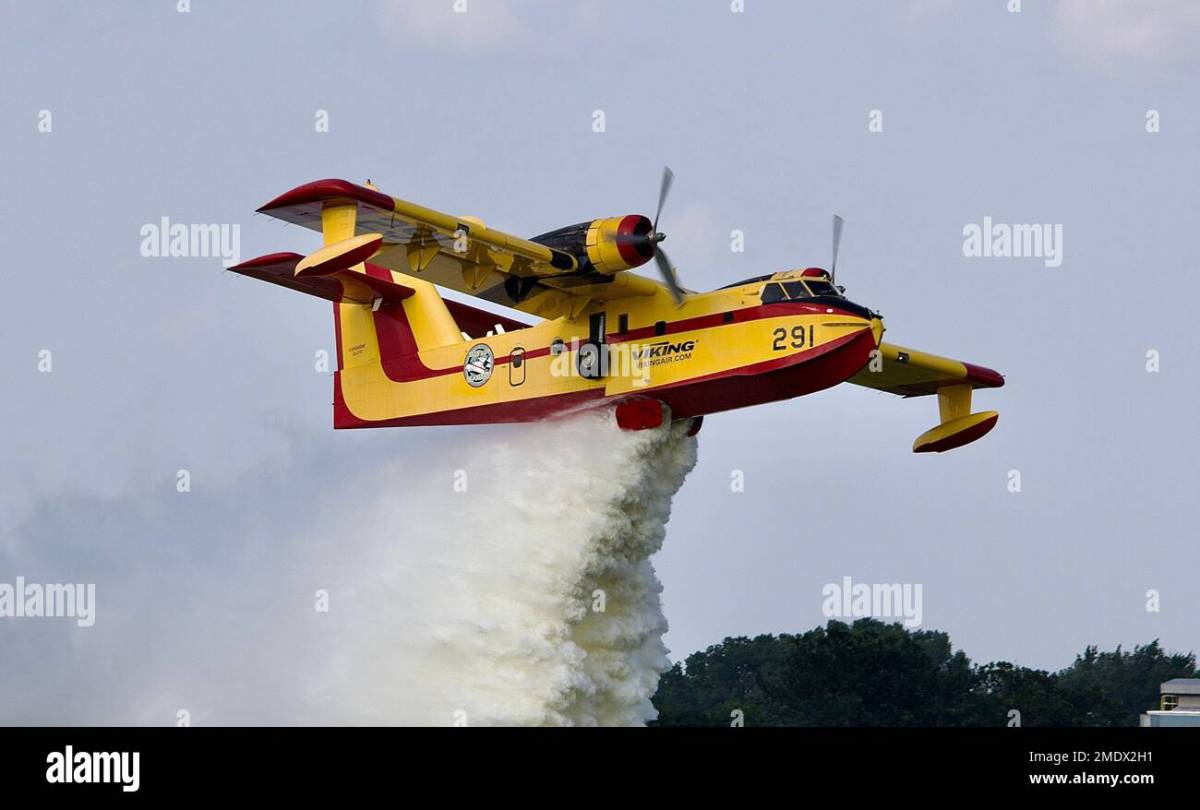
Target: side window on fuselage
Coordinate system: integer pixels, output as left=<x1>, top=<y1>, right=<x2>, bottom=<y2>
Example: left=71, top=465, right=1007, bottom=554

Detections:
left=761, top=283, right=786, bottom=304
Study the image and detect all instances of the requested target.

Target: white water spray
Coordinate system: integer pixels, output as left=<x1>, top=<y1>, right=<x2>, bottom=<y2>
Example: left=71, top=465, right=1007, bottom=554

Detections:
left=301, top=409, right=697, bottom=726
left=0, top=408, right=696, bottom=726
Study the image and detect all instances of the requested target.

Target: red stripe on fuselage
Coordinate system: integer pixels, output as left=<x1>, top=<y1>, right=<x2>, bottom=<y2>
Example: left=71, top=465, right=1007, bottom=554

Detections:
left=333, top=376, right=606, bottom=429
left=372, top=300, right=867, bottom=384
left=611, top=301, right=862, bottom=344
left=655, top=328, right=877, bottom=419
left=334, top=324, right=876, bottom=428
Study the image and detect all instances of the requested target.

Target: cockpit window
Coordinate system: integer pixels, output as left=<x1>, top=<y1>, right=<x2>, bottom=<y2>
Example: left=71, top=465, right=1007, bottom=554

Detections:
left=761, top=283, right=786, bottom=303
left=762, top=278, right=842, bottom=303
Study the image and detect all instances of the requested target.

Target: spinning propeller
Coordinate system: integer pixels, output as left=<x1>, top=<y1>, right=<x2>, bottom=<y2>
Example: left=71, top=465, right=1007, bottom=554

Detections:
left=618, top=166, right=684, bottom=304
left=831, top=214, right=844, bottom=286
left=622, top=168, right=847, bottom=304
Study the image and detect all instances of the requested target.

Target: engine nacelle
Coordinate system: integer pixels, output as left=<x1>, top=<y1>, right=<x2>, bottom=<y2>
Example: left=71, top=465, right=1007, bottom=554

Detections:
left=584, top=215, right=654, bottom=274
left=529, top=215, right=655, bottom=275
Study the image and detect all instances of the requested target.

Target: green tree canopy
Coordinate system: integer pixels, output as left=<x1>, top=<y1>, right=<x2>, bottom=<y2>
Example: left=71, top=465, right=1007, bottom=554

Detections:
left=652, top=620, right=1196, bottom=727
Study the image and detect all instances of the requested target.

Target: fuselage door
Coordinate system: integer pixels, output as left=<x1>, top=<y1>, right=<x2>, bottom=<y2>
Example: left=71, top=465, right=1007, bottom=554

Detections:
left=578, top=312, right=608, bottom=379
left=509, top=347, right=526, bottom=386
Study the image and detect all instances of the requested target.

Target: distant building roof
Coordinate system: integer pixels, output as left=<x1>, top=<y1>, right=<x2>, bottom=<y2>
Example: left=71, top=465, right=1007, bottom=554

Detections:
left=1162, top=679, right=1200, bottom=695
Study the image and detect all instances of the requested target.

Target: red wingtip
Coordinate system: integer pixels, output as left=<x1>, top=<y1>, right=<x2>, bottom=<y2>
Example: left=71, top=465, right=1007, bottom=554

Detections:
left=964, top=362, right=1005, bottom=389
left=257, top=178, right=394, bottom=214
left=227, top=252, right=303, bottom=271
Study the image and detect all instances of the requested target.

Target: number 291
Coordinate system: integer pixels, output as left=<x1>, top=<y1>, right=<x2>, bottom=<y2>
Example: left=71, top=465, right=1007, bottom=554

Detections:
left=772, top=325, right=814, bottom=351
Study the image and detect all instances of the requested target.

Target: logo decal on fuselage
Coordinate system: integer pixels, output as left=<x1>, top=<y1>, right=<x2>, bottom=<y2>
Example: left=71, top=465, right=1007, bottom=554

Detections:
left=636, top=339, right=696, bottom=366
left=464, top=344, right=494, bottom=387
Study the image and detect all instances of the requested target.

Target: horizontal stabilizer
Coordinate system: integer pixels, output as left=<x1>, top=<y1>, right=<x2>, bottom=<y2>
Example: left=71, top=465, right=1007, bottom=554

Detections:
left=296, top=233, right=383, bottom=278
left=229, top=252, right=414, bottom=305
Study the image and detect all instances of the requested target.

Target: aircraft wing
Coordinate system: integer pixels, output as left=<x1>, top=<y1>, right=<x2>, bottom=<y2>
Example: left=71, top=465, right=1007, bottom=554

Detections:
left=848, top=342, right=1005, bottom=452
left=257, top=179, right=664, bottom=320
left=847, top=342, right=1004, bottom=397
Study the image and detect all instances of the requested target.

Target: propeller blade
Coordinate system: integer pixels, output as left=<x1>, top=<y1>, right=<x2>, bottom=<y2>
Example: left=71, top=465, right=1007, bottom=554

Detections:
left=654, top=247, right=685, bottom=304
left=831, top=214, right=844, bottom=283
left=653, top=166, right=675, bottom=233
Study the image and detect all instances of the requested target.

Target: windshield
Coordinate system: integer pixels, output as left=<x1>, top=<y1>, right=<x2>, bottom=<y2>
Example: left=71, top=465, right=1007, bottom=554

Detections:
left=761, top=278, right=844, bottom=303
left=773, top=280, right=841, bottom=300
left=759, top=277, right=874, bottom=318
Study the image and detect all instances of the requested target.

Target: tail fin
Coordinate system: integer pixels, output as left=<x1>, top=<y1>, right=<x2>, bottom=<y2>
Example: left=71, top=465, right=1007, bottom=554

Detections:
left=230, top=201, right=462, bottom=427
left=313, top=202, right=459, bottom=371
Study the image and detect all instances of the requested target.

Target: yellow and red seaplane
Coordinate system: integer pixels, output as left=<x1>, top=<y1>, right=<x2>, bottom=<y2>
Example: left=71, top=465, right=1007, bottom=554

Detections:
left=231, top=170, right=1004, bottom=452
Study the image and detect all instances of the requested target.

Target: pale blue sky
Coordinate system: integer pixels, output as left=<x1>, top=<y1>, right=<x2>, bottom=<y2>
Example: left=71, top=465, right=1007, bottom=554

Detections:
left=1, top=1, right=1198, bottom=721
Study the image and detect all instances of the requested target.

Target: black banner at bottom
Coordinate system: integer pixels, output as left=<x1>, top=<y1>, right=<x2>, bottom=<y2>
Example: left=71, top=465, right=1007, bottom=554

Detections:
left=0, top=727, right=1189, bottom=798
